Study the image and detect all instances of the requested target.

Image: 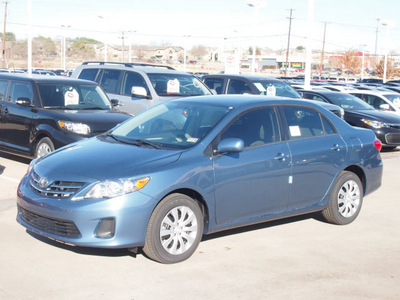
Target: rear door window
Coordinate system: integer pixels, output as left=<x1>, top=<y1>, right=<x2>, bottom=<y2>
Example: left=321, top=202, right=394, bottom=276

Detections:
left=99, top=69, right=123, bottom=94
left=282, top=106, right=325, bottom=139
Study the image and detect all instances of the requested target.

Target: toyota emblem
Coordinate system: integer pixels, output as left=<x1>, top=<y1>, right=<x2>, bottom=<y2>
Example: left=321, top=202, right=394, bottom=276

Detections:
left=38, top=177, right=49, bottom=188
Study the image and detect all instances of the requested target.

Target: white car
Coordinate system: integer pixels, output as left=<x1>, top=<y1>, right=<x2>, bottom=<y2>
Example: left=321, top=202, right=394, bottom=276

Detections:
left=345, top=90, right=400, bottom=115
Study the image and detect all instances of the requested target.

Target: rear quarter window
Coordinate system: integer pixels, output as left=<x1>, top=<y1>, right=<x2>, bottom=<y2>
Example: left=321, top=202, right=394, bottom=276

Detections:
left=78, top=68, right=99, bottom=81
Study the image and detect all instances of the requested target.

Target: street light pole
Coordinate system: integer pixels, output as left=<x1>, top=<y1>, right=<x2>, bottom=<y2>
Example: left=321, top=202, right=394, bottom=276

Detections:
left=360, top=44, right=366, bottom=81
left=61, top=25, right=71, bottom=71
left=246, top=0, right=266, bottom=75
left=304, top=0, right=314, bottom=90
left=2, top=1, right=8, bottom=68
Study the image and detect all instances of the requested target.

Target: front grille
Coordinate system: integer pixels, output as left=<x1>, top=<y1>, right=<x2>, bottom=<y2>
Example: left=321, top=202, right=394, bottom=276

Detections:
left=385, top=133, right=400, bottom=144
left=19, top=206, right=81, bottom=238
left=30, top=171, right=85, bottom=198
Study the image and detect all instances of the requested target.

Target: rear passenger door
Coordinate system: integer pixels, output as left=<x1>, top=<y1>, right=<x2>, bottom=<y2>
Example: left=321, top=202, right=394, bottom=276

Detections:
left=280, top=105, right=346, bottom=210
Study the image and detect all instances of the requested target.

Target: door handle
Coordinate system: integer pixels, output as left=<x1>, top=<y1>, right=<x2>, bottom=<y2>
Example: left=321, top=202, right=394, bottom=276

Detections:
left=331, top=144, right=341, bottom=151
left=274, top=152, right=288, bottom=161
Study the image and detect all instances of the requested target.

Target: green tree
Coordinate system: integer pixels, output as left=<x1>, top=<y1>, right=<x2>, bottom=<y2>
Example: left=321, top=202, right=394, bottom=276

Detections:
left=4, top=32, right=16, bottom=41
left=33, top=36, right=57, bottom=58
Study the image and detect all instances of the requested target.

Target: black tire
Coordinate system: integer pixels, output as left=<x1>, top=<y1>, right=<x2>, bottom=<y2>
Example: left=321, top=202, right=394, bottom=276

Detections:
left=35, top=137, right=55, bottom=158
left=322, top=171, right=363, bottom=225
left=143, top=193, right=204, bottom=264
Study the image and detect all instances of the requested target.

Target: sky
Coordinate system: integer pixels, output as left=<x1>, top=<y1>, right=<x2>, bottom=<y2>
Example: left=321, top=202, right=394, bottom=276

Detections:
left=2, top=0, right=400, bottom=55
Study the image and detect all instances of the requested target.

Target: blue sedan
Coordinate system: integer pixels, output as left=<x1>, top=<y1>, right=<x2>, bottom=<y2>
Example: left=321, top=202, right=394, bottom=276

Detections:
left=17, top=95, right=383, bottom=263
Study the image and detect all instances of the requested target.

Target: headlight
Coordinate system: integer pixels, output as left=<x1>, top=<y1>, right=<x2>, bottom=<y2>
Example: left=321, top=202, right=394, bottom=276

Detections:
left=26, top=159, right=38, bottom=175
left=58, top=121, right=91, bottom=135
left=84, top=177, right=150, bottom=199
left=361, top=119, right=387, bottom=129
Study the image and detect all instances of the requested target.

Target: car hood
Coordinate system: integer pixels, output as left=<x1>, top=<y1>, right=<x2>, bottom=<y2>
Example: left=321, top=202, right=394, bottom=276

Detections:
left=35, top=137, right=182, bottom=181
left=346, top=109, right=400, bottom=123
left=51, top=110, right=131, bottom=135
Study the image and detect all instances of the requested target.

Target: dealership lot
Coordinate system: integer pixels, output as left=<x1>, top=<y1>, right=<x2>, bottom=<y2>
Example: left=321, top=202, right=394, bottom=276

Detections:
left=1, top=150, right=400, bottom=300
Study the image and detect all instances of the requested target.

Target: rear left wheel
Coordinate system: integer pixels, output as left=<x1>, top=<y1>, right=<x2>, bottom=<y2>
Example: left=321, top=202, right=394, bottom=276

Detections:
left=143, top=193, right=204, bottom=264
left=322, top=171, right=363, bottom=225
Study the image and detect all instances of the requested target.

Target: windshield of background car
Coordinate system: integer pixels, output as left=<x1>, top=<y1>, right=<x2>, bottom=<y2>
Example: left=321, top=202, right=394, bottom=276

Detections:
left=147, top=73, right=212, bottom=96
left=251, top=80, right=301, bottom=98
left=38, top=83, right=112, bottom=110
left=327, top=93, right=374, bottom=110
left=383, top=94, right=400, bottom=107
left=110, top=101, right=230, bottom=149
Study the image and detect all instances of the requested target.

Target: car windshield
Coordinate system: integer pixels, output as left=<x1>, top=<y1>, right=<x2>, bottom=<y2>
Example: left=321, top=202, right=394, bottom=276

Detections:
left=251, top=80, right=301, bottom=98
left=147, top=73, right=212, bottom=96
left=383, top=94, right=400, bottom=107
left=327, top=93, right=374, bottom=110
left=38, top=83, right=112, bottom=110
left=110, top=101, right=230, bottom=150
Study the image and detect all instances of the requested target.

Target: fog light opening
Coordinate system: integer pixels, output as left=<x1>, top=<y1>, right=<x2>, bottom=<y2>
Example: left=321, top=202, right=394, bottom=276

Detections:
left=96, top=218, right=116, bottom=239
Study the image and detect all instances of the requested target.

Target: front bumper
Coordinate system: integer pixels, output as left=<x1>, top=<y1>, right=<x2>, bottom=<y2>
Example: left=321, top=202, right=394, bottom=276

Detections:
left=16, top=173, right=155, bottom=249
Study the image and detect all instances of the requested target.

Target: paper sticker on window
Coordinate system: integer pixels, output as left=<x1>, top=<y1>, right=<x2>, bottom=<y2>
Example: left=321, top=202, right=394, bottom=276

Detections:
left=167, top=79, right=180, bottom=94
left=254, top=82, right=266, bottom=92
left=289, top=125, right=301, bottom=137
left=187, top=137, right=199, bottom=143
left=394, top=98, right=400, bottom=108
left=267, top=85, right=276, bottom=96
left=65, top=89, right=79, bottom=105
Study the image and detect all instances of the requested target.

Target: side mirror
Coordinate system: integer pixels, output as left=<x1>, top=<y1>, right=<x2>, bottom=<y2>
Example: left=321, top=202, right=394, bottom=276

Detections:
left=16, top=97, right=32, bottom=107
left=131, top=86, right=149, bottom=99
left=217, top=138, right=245, bottom=154
left=379, top=103, right=390, bottom=110
left=110, top=99, right=120, bottom=107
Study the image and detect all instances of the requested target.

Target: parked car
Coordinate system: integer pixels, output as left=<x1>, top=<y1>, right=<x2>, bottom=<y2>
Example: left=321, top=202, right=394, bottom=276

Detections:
left=301, top=90, right=400, bottom=149
left=17, top=95, right=383, bottom=263
left=345, top=90, right=400, bottom=115
left=203, top=74, right=344, bottom=119
left=71, top=62, right=213, bottom=115
left=0, top=73, right=131, bottom=158
left=202, top=74, right=301, bottom=98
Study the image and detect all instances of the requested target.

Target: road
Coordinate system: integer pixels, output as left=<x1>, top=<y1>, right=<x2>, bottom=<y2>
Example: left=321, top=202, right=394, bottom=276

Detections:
left=1, top=149, right=400, bottom=300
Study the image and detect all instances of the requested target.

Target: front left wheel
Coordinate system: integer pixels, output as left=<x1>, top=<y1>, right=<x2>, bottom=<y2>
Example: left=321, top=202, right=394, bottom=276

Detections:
left=35, top=137, right=55, bottom=158
left=143, top=193, right=204, bottom=264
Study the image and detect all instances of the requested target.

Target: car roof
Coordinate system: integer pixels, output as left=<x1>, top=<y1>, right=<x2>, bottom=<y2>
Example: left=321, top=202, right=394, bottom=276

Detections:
left=76, top=61, right=189, bottom=75
left=173, top=94, right=325, bottom=111
left=203, top=74, right=279, bottom=81
left=0, top=73, right=97, bottom=85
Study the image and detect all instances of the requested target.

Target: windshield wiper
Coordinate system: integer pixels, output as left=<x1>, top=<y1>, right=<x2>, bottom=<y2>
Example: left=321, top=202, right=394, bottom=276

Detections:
left=106, top=134, right=162, bottom=149
left=81, top=107, right=106, bottom=110
left=130, top=139, right=163, bottom=149
left=44, top=106, right=73, bottom=110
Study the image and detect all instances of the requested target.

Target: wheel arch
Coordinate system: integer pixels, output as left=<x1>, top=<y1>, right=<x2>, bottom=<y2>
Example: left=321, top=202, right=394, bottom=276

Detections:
left=164, top=188, right=210, bottom=233
left=343, top=165, right=366, bottom=194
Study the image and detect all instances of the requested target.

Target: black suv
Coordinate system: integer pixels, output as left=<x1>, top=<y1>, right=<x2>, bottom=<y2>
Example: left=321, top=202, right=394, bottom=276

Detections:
left=0, top=73, right=131, bottom=158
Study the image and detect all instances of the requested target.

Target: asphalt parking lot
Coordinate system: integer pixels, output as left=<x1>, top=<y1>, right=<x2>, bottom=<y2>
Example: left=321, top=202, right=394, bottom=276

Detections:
left=1, top=149, right=400, bottom=300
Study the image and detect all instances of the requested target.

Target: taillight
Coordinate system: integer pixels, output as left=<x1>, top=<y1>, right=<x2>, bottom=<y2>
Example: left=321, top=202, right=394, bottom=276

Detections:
left=374, top=139, right=382, bottom=152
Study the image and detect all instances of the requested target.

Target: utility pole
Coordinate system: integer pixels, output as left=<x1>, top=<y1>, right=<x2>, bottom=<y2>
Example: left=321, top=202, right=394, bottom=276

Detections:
left=285, top=8, right=294, bottom=77
left=2, top=1, right=8, bottom=68
left=319, top=22, right=327, bottom=77
left=374, top=18, right=380, bottom=64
